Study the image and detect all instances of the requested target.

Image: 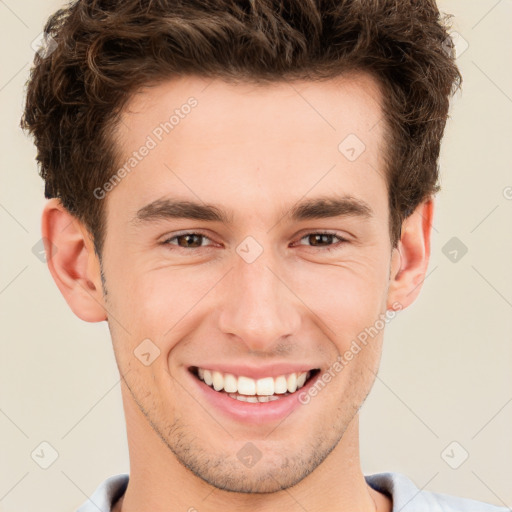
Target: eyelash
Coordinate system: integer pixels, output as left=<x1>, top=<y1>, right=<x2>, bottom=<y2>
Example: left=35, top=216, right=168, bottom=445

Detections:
left=161, top=231, right=348, bottom=253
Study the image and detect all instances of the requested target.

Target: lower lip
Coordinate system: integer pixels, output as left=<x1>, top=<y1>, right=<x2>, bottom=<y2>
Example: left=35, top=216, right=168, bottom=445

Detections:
left=187, top=369, right=321, bottom=425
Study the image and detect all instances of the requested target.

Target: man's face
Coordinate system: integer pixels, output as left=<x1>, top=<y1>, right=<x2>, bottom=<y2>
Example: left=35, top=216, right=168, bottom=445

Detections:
left=100, top=73, right=400, bottom=492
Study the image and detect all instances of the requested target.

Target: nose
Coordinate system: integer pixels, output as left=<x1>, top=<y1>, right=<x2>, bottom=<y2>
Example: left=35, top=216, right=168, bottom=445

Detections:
left=217, top=245, right=302, bottom=353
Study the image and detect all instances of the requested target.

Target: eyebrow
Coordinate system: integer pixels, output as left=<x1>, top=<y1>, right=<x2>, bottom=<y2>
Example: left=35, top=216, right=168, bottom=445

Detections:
left=131, top=194, right=373, bottom=226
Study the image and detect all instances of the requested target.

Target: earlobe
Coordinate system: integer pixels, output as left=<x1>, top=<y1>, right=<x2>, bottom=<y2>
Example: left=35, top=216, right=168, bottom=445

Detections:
left=41, top=198, right=108, bottom=322
left=386, top=198, right=434, bottom=310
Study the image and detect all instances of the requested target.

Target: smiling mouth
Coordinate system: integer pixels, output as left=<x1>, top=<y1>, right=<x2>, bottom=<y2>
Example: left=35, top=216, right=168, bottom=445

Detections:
left=189, top=366, right=321, bottom=402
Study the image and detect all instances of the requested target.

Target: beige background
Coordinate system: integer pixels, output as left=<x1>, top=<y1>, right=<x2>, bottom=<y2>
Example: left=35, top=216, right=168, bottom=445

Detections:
left=1, top=1, right=511, bottom=510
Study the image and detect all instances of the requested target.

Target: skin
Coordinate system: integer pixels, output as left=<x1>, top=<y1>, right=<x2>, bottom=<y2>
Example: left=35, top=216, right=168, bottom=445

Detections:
left=42, top=72, right=433, bottom=512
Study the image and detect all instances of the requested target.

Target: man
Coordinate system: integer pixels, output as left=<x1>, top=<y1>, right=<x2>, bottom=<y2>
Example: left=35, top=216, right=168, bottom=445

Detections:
left=21, top=0, right=507, bottom=510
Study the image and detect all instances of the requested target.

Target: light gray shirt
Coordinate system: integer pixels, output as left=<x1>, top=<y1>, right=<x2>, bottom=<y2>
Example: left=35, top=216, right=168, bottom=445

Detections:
left=76, top=472, right=509, bottom=511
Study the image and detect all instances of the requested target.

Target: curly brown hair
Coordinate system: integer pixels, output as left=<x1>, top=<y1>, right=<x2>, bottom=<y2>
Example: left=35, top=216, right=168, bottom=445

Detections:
left=21, top=0, right=461, bottom=257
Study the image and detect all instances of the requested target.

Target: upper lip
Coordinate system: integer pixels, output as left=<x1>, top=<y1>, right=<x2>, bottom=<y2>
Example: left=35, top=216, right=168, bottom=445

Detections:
left=189, top=363, right=321, bottom=380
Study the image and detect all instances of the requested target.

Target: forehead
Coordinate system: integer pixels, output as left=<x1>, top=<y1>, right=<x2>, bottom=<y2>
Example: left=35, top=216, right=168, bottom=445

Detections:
left=117, top=71, right=385, bottom=145
left=109, top=72, right=389, bottom=227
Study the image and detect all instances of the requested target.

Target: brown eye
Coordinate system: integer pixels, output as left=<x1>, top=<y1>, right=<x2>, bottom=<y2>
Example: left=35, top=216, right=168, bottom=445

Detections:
left=163, top=232, right=213, bottom=250
left=296, top=232, right=348, bottom=251
left=306, top=233, right=335, bottom=247
left=175, top=234, right=204, bottom=248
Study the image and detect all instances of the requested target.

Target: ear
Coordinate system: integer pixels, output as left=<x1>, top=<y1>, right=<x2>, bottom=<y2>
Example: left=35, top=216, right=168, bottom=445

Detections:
left=386, top=198, right=434, bottom=310
left=41, top=198, right=108, bottom=322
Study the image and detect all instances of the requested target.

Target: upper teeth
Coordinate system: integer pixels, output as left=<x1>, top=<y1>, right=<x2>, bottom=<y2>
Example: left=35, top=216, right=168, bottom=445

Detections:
left=197, top=368, right=310, bottom=395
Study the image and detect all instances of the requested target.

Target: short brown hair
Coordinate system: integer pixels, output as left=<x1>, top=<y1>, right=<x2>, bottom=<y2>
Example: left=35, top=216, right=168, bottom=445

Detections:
left=21, top=0, right=461, bottom=256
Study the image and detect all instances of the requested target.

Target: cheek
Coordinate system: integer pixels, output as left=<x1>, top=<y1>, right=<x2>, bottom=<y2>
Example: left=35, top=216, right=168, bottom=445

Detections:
left=105, top=242, right=391, bottom=352
left=289, top=255, right=390, bottom=343
left=108, top=264, right=218, bottom=347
